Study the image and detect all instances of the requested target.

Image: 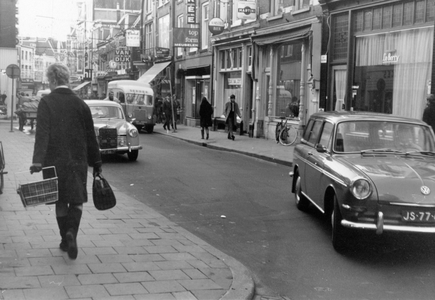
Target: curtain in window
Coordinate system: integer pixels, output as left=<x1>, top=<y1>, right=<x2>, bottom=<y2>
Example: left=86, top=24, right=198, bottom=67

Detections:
left=355, top=27, right=433, bottom=119
left=334, top=70, right=347, bottom=111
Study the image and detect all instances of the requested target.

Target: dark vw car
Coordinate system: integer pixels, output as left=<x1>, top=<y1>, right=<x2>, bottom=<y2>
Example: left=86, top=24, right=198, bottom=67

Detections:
left=291, top=112, right=435, bottom=251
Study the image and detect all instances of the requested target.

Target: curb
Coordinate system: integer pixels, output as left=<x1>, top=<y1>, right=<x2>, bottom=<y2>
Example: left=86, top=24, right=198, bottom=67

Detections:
left=173, top=226, right=256, bottom=300
left=156, top=131, right=293, bottom=167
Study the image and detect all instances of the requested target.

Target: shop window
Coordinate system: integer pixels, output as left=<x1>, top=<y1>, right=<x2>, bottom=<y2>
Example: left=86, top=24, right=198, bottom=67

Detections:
left=275, top=42, right=302, bottom=118
left=403, top=2, right=414, bottom=25
left=353, top=27, right=433, bottom=119
left=220, top=48, right=242, bottom=71
left=270, top=0, right=295, bottom=15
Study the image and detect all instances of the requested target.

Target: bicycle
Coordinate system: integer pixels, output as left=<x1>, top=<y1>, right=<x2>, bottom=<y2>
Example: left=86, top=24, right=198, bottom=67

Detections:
left=275, top=117, right=299, bottom=146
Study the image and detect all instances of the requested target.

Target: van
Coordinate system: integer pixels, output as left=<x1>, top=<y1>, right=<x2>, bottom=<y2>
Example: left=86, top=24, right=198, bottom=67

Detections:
left=107, top=80, right=155, bottom=133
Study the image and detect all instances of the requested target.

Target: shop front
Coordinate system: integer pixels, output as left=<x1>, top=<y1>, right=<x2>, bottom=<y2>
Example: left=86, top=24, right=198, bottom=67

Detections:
left=251, top=16, right=323, bottom=139
left=322, top=0, right=435, bottom=119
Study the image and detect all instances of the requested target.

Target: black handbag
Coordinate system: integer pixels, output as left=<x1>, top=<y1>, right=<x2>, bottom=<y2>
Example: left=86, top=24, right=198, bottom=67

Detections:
left=92, top=174, right=116, bottom=210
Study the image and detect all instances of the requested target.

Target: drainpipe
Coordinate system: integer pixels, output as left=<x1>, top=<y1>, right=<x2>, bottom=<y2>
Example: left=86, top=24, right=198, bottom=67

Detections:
left=298, top=41, right=307, bottom=140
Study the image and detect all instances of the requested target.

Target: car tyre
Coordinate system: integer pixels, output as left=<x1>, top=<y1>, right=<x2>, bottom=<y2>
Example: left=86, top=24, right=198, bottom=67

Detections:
left=295, top=175, right=310, bottom=211
left=331, top=195, right=347, bottom=252
left=127, top=150, right=139, bottom=161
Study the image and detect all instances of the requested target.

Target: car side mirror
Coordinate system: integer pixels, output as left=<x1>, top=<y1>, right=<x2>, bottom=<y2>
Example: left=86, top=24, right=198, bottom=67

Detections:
left=316, top=143, right=327, bottom=153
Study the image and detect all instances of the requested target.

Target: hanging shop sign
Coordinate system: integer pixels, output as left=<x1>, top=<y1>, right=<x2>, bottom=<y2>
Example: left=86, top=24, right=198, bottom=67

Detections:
left=209, top=18, right=225, bottom=35
left=174, top=27, right=200, bottom=48
left=126, top=30, right=140, bottom=47
left=156, top=47, right=170, bottom=58
left=187, top=0, right=197, bottom=24
left=115, top=48, right=131, bottom=62
left=237, top=1, right=257, bottom=20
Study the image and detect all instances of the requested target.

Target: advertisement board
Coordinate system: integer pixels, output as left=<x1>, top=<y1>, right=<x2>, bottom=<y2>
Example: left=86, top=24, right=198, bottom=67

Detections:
left=174, top=28, right=200, bottom=48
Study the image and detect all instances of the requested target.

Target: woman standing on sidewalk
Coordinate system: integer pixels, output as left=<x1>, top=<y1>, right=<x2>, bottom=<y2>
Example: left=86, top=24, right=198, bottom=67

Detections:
left=199, top=97, right=213, bottom=139
left=30, top=63, right=102, bottom=260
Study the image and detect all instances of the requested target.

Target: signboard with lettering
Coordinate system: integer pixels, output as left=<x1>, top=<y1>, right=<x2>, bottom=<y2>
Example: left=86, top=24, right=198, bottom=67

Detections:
left=156, top=47, right=170, bottom=58
left=382, top=50, right=400, bottom=65
left=115, top=48, right=131, bottom=62
left=174, top=27, right=200, bottom=48
left=126, top=30, right=140, bottom=47
left=187, top=0, right=197, bottom=24
left=237, top=1, right=256, bottom=20
left=209, top=18, right=225, bottom=35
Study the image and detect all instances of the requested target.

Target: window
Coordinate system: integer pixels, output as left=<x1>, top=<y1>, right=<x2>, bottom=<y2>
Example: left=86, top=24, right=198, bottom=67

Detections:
left=270, top=0, right=295, bottom=15
left=158, top=14, right=170, bottom=49
left=158, top=0, right=169, bottom=7
left=177, top=14, right=184, bottom=57
left=307, top=120, right=323, bottom=145
left=220, top=48, right=242, bottom=71
left=145, top=23, right=153, bottom=54
left=295, top=0, right=310, bottom=10
left=201, top=2, right=209, bottom=50
left=145, top=0, right=153, bottom=14
left=319, top=122, right=333, bottom=149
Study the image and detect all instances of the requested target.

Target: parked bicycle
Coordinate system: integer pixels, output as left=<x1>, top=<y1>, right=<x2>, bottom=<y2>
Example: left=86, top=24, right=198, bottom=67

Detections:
left=275, top=117, right=299, bottom=146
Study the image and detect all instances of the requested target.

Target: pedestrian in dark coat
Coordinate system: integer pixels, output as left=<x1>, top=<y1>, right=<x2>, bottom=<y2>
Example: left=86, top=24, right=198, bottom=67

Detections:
left=423, top=94, right=435, bottom=133
left=224, top=94, right=241, bottom=141
left=30, top=63, right=101, bottom=260
left=199, top=97, right=213, bottom=139
left=162, top=95, right=172, bottom=132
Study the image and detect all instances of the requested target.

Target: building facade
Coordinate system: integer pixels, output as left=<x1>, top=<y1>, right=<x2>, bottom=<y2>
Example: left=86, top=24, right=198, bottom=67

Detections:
left=320, top=0, right=435, bottom=120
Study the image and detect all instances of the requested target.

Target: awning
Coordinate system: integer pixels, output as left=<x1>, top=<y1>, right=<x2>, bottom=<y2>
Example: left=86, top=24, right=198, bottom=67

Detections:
left=252, top=27, right=311, bottom=46
left=137, top=61, right=171, bottom=83
left=72, top=81, right=91, bottom=91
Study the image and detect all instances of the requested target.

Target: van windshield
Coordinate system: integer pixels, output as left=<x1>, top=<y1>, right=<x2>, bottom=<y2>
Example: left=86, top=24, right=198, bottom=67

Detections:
left=126, top=93, right=153, bottom=106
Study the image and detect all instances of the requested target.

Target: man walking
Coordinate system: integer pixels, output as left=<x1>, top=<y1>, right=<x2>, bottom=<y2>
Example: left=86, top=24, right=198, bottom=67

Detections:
left=224, top=94, right=241, bottom=141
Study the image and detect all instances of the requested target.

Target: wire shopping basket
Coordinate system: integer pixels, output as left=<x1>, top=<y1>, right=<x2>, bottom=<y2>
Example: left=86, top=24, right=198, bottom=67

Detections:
left=15, top=166, right=58, bottom=207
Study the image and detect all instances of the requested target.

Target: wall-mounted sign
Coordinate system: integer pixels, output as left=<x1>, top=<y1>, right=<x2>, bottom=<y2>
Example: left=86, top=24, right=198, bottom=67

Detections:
left=209, top=18, right=225, bottom=35
left=382, top=50, right=399, bottom=65
left=126, top=30, right=140, bottom=47
left=115, top=48, right=131, bottom=62
left=237, top=1, right=256, bottom=20
left=228, top=78, right=242, bottom=86
left=187, top=0, right=197, bottom=24
left=174, top=27, right=200, bottom=48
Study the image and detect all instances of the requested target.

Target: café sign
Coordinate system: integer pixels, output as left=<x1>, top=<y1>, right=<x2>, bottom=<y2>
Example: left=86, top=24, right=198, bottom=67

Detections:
left=209, top=18, right=225, bottom=35
left=237, top=1, right=256, bottom=20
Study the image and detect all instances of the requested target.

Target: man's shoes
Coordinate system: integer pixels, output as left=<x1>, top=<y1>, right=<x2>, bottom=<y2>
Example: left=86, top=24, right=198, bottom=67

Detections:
left=232, top=135, right=235, bottom=141
left=59, top=239, right=68, bottom=252
left=163, top=126, right=167, bottom=130
left=66, top=230, right=78, bottom=260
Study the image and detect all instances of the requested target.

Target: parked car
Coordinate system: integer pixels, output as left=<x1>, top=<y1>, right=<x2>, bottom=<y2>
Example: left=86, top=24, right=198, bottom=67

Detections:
left=291, top=111, right=435, bottom=251
left=85, top=100, right=142, bottom=161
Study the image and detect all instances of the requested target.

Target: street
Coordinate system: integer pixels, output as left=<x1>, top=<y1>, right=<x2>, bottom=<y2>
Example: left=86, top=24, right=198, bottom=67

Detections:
left=99, top=133, right=435, bottom=300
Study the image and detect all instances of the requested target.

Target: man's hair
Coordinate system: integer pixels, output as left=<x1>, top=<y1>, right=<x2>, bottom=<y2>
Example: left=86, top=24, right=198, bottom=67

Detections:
left=46, top=63, right=70, bottom=86
left=230, top=94, right=235, bottom=99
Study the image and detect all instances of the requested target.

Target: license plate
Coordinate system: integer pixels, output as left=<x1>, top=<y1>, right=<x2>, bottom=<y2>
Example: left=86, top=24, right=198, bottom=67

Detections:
left=402, top=210, right=435, bottom=222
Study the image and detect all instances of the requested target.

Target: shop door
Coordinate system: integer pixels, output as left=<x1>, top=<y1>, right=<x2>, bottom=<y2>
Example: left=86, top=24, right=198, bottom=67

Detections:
left=330, top=66, right=347, bottom=111
left=186, top=78, right=210, bottom=119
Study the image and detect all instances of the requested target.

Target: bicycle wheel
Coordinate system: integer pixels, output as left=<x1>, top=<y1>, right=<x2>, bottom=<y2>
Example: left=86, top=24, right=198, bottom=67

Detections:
left=279, top=125, right=298, bottom=146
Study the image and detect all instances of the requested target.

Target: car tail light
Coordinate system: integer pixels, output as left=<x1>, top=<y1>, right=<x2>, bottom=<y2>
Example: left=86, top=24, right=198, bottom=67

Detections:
left=351, top=179, right=371, bottom=200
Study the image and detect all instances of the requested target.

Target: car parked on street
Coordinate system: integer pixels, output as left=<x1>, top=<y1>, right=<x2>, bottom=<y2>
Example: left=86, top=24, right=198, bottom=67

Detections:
left=291, top=111, right=435, bottom=251
left=85, top=100, right=142, bottom=161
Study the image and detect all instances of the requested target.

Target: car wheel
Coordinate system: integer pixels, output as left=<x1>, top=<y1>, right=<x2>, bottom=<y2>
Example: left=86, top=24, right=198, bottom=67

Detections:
left=331, top=195, right=347, bottom=251
left=127, top=150, right=139, bottom=161
left=295, top=175, right=310, bottom=211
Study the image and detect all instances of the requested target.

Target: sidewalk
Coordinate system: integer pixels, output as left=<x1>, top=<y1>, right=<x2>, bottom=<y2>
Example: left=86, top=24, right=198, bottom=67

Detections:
left=0, top=121, right=258, bottom=300
left=153, top=124, right=294, bottom=167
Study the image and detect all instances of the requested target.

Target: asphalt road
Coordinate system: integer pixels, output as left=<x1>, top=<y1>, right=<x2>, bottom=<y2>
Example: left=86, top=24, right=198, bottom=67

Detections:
left=101, top=133, right=435, bottom=300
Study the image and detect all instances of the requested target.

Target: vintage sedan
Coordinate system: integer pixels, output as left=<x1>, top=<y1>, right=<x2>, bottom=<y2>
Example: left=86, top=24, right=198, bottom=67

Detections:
left=291, top=111, right=435, bottom=251
left=85, top=100, right=142, bottom=161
